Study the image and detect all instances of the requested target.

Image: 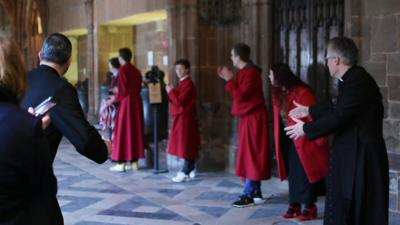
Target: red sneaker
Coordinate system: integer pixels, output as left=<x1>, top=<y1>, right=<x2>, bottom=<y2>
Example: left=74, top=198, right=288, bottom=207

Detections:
left=297, top=205, right=317, bottom=221
left=282, top=205, right=301, bottom=219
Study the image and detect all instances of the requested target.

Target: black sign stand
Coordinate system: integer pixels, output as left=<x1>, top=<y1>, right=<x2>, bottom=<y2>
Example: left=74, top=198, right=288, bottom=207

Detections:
left=152, top=104, right=168, bottom=174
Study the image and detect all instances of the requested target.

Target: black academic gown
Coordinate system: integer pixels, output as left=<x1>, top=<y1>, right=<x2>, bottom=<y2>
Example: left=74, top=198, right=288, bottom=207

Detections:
left=22, top=65, right=108, bottom=163
left=303, top=66, right=388, bottom=225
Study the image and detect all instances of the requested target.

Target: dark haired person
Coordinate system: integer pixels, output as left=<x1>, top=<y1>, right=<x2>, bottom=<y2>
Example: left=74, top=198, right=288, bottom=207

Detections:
left=99, top=57, right=121, bottom=141
left=269, top=63, right=329, bottom=221
left=285, top=37, right=389, bottom=225
left=108, top=57, right=120, bottom=93
left=107, top=47, right=145, bottom=172
left=23, top=33, right=108, bottom=164
left=166, top=59, right=200, bottom=182
left=218, top=43, right=270, bottom=207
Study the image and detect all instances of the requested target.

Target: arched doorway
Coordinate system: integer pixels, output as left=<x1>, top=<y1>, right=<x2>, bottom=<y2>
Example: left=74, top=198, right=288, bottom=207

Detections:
left=274, top=0, right=344, bottom=101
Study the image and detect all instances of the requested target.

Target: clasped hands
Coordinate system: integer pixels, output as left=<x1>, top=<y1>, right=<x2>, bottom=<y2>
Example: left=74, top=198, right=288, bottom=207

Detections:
left=165, top=84, right=174, bottom=93
left=217, top=66, right=234, bottom=81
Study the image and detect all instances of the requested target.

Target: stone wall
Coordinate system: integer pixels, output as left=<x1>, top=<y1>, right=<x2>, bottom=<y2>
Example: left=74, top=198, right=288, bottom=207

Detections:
left=47, top=0, right=86, bottom=34
left=97, top=26, right=133, bottom=84
left=348, top=0, right=400, bottom=217
left=135, top=20, right=169, bottom=76
left=95, top=0, right=166, bottom=25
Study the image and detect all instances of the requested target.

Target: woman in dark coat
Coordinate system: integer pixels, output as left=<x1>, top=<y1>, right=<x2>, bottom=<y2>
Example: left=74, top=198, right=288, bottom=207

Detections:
left=269, top=63, right=329, bottom=221
left=0, top=37, right=63, bottom=225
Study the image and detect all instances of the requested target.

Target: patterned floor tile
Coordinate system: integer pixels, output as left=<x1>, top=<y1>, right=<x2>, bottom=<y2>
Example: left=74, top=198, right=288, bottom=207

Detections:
left=192, top=205, right=230, bottom=218
left=98, top=209, right=178, bottom=220
left=216, top=180, right=242, bottom=188
left=195, top=191, right=241, bottom=201
left=59, top=195, right=103, bottom=212
left=75, top=222, right=120, bottom=225
left=53, top=140, right=327, bottom=225
left=133, top=206, right=162, bottom=213
left=249, top=206, right=287, bottom=220
left=153, top=188, right=183, bottom=198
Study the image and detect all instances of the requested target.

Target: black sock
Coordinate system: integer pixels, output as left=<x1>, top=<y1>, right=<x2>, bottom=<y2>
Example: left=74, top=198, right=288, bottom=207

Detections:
left=305, top=203, right=315, bottom=208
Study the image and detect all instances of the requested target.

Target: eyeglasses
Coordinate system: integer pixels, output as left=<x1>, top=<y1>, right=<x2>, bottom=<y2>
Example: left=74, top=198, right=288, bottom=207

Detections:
left=325, top=56, right=337, bottom=60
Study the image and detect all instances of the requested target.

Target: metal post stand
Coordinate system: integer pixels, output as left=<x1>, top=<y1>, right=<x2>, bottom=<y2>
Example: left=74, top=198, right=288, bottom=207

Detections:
left=152, top=104, right=168, bottom=174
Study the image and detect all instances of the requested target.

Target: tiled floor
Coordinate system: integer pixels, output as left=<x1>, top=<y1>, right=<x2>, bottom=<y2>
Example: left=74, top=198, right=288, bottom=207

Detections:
left=54, top=141, right=398, bottom=225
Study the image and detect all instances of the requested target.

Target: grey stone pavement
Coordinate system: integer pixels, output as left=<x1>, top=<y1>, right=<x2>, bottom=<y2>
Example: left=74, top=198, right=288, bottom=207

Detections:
left=54, top=141, right=399, bottom=225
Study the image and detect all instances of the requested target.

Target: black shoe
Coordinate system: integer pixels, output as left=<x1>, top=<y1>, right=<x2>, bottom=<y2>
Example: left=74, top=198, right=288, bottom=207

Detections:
left=232, top=195, right=254, bottom=208
left=251, top=191, right=265, bottom=204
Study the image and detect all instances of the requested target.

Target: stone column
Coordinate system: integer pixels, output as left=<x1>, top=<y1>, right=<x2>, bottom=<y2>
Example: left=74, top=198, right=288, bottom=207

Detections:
left=241, top=0, right=273, bottom=86
left=167, top=0, right=199, bottom=83
left=166, top=0, right=201, bottom=172
left=84, top=0, right=97, bottom=122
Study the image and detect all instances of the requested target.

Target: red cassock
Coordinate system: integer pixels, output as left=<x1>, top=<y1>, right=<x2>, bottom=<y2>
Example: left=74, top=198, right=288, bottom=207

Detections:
left=225, top=66, right=271, bottom=181
left=112, top=63, right=145, bottom=161
left=167, top=78, right=200, bottom=160
left=272, top=86, right=329, bottom=183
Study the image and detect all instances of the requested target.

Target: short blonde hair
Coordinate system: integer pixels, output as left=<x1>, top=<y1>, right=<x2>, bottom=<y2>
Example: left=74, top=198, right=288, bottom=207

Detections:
left=0, top=36, right=27, bottom=102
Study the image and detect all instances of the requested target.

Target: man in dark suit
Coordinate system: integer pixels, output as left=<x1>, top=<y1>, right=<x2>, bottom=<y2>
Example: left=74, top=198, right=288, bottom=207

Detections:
left=23, top=33, right=108, bottom=164
left=284, top=37, right=388, bottom=225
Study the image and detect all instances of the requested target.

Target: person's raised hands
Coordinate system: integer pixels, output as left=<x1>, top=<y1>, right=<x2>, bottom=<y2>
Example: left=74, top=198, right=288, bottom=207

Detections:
left=217, top=66, right=234, bottom=81
left=165, top=84, right=174, bottom=93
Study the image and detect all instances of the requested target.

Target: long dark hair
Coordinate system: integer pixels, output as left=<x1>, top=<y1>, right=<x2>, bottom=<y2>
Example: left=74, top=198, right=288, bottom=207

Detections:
left=270, top=63, right=312, bottom=108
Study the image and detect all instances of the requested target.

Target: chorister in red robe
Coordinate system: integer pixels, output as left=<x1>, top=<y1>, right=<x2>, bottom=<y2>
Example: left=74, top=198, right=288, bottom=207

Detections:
left=225, top=65, right=271, bottom=181
left=112, top=63, right=145, bottom=161
left=167, top=77, right=200, bottom=160
left=272, top=86, right=329, bottom=183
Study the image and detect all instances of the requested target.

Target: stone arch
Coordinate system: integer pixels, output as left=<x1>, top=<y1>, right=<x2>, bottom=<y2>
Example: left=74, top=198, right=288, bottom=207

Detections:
left=0, top=0, right=48, bottom=69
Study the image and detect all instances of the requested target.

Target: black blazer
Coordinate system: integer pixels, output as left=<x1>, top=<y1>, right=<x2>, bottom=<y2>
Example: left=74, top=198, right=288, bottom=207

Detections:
left=0, top=90, right=63, bottom=225
left=22, top=65, right=108, bottom=163
left=304, top=66, right=388, bottom=225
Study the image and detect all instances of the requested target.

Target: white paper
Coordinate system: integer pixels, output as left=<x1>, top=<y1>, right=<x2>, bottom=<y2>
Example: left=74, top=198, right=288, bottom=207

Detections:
left=147, top=51, right=154, bottom=66
left=163, top=55, right=168, bottom=66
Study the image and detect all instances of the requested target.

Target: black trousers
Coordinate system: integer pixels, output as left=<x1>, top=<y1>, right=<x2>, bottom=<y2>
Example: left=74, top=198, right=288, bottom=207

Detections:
left=282, top=128, right=318, bottom=205
left=182, top=159, right=195, bottom=175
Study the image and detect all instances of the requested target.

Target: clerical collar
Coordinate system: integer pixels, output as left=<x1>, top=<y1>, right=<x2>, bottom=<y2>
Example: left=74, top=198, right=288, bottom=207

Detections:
left=180, top=75, right=189, bottom=82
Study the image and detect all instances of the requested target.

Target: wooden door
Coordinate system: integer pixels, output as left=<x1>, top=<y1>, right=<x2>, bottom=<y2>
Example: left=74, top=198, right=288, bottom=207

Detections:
left=274, top=0, right=344, bottom=101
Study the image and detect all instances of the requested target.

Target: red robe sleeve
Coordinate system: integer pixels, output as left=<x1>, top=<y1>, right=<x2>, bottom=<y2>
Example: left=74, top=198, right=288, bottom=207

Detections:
left=115, top=69, right=128, bottom=102
left=225, top=70, right=258, bottom=102
left=168, top=81, right=193, bottom=107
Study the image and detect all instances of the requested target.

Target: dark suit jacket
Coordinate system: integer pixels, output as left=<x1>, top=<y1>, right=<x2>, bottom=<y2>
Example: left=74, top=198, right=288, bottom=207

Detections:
left=22, top=65, right=108, bottom=163
left=0, top=89, right=63, bottom=225
left=303, top=66, right=388, bottom=225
